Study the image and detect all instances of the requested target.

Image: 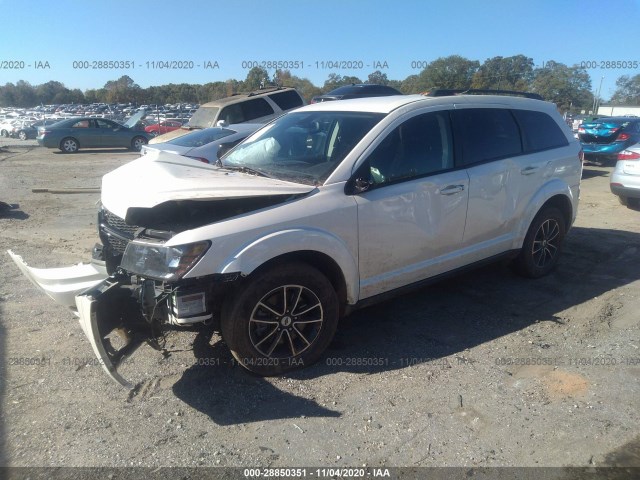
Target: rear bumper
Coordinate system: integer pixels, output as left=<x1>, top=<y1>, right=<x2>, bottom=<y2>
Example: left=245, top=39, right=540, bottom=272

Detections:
left=610, top=183, right=640, bottom=199
left=581, top=143, right=626, bottom=155
left=36, top=137, right=57, bottom=148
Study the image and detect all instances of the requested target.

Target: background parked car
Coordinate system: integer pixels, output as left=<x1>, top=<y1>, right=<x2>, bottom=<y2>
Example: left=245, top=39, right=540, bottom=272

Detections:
left=144, top=119, right=185, bottom=137
left=579, top=117, right=640, bottom=164
left=0, top=119, right=19, bottom=137
left=571, top=114, right=609, bottom=132
left=310, top=84, right=403, bottom=103
left=149, top=87, right=304, bottom=144
left=610, top=143, right=640, bottom=209
left=141, top=123, right=262, bottom=163
left=11, top=118, right=62, bottom=140
left=37, top=111, right=150, bottom=153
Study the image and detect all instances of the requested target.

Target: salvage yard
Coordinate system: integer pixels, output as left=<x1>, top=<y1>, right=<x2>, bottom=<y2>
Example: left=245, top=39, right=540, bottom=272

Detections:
left=0, top=139, right=639, bottom=469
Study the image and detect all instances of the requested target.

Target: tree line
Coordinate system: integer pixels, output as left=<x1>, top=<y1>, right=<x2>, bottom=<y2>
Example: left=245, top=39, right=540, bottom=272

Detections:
left=1, top=55, right=639, bottom=112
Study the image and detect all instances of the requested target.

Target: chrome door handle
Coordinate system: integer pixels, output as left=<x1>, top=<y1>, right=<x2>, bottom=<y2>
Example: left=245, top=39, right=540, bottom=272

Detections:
left=440, top=185, right=465, bottom=195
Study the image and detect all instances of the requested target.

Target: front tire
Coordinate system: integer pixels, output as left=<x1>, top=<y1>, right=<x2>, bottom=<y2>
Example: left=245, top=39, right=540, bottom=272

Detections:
left=131, top=136, right=147, bottom=151
left=60, top=137, right=79, bottom=153
left=221, top=263, right=339, bottom=376
left=514, top=207, right=566, bottom=278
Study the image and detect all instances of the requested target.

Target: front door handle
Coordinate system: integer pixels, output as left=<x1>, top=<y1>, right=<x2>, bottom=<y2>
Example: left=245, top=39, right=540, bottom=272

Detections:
left=440, top=185, right=465, bottom=195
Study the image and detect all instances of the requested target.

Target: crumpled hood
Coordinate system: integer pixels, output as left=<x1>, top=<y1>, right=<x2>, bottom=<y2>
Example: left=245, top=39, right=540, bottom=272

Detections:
left=101, top=152, right=315, bottom=219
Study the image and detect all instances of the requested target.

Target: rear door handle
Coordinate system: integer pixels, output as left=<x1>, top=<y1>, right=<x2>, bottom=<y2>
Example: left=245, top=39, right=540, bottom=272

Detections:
left=521, top=166, right=540, bottom=175
left=440, top=185, right=465, bottom=195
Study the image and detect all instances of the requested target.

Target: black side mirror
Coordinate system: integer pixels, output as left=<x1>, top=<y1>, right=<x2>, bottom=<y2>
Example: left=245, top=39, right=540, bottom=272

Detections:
left=354, top=177, right=372, bottom=193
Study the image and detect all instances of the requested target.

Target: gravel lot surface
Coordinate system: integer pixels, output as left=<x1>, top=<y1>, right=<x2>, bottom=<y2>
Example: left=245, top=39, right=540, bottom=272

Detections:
left=0, top=139, right=639, bottom=473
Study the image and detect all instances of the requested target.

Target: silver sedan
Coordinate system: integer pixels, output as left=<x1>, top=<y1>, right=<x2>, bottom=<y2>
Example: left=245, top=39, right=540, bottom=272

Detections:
left=140, top=123, right=263, bottom=163
left=610, top=143, right=640, bottom=208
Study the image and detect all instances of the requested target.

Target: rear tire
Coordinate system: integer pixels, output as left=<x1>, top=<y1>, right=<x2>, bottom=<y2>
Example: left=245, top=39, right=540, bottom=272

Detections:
left=60, top=137, right=79, bottom=153
left=221, top=262, right=339, bottom=376
left=514, top=207, right=566, bottom=278
left=18, top=130, right=27, bottom=141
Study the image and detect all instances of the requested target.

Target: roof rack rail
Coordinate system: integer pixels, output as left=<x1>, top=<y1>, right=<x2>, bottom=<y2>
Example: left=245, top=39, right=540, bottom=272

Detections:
left=247, top=86, right=286, bottom=97
left=424, top=89, right=543, bottom=100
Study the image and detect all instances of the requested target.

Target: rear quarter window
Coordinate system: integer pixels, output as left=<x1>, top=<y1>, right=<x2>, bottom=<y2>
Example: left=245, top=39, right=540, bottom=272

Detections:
left=242, top=98, right=275, bottom=121
left=453, top=108, right=522, bottom=166
left=268, top=90, right=304, bottom=111
left=512, top=109, right=569, bottom=152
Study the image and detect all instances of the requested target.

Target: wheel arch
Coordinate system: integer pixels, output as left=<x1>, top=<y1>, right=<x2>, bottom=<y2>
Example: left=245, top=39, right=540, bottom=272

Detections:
left=540, top=194, right=573, bottom=230
left=514, top=181, right=576, bottom=248
left=249, top=250, right=349, bottom=317
left=191, top=228, right=359, bottom=306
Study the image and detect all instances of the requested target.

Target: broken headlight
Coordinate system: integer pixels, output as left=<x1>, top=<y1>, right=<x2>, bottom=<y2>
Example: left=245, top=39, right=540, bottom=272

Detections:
left=120, top=240, right=210, bottom=281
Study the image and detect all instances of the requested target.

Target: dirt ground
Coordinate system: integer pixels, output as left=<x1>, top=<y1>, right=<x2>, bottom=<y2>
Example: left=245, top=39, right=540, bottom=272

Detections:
left=0, top=139, right=639, bottom=473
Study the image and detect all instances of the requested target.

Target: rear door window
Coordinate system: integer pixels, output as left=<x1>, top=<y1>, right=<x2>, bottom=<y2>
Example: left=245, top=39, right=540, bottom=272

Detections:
left=452, top=108, right=522, bottom=166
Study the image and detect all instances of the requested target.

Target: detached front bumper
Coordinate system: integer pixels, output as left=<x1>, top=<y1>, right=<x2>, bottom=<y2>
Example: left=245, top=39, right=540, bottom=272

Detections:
left=74, top=276, right=157, bottom=388
left=8, top=250, right=108, bottom=309
left=8, top=250, right=154, bottom=388
left=8, top=249, right=226, bottom=388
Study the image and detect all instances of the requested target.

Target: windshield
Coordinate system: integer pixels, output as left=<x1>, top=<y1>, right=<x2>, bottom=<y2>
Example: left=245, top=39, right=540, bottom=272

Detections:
left=187, top=106, right=220, bottom=128
left=168, top=127, right=235, bottom=147
left=223, top=111, right=385, bottom=185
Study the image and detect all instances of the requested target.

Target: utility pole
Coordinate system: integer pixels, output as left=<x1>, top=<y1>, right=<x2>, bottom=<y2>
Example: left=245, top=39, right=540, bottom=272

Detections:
left=594, top=76, right=604, bottom=115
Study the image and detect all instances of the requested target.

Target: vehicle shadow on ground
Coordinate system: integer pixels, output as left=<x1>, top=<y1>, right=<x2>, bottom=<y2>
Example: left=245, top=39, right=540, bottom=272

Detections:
left=171, top=327, right=341, bottom=425
left=0, top=203, right=28, bottom=220
left=581, top=166, right=610, bottom=180
left=172, top=226, right=640, bottom=426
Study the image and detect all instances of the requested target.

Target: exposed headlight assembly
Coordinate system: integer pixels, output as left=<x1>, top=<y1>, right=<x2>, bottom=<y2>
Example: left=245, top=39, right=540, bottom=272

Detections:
left=120, top=241, right=210, bottom=281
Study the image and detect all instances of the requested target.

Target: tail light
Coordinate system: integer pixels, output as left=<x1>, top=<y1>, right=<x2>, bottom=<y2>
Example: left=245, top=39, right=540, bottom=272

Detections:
left=615, top=133, right=630, bottom=142
left=578, top=127, right=585, bottom=134
left=617, top=150, right=640, bottom=161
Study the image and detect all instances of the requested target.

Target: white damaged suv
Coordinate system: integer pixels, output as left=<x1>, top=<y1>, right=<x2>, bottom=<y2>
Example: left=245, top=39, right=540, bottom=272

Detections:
left=10, top=91, right=583, bottom=387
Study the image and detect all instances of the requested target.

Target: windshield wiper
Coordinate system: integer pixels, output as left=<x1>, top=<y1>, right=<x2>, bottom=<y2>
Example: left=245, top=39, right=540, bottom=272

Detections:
left=220, top=165, right=270, bottom=178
